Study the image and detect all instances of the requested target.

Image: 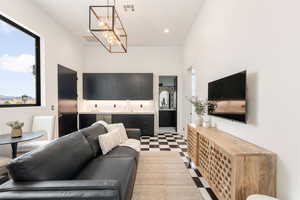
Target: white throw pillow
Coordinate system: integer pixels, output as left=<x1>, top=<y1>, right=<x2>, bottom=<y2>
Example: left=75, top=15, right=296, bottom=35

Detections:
left=107, top=123, right=128, bottom=143
left=98, top=128, right=121, bottom=155
left=92, top=120, right=109, bottom=130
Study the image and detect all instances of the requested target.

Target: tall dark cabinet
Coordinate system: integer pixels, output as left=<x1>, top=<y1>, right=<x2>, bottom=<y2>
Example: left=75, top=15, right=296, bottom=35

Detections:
left=57, top=65, right=78, bottom=137
left=83, top=73, right=153, bottom=100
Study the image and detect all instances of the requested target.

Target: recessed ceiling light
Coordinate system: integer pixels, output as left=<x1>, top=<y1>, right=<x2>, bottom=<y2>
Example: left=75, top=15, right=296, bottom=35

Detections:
left=164, top=28, right=170, bottom=34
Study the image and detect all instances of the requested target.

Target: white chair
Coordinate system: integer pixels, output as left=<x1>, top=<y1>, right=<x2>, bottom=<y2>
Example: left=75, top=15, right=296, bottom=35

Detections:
left=18, top=115, right=55, bottom=153
left=0, top=157, right=11, bottom=175
left=247, top=195, right=279, bottom=200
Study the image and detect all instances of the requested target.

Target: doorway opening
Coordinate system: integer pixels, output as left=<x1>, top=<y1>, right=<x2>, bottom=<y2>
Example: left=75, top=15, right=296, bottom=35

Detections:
left=158, top=76, right=177, bottom=133
left=191, top=68, right=197, bottom=123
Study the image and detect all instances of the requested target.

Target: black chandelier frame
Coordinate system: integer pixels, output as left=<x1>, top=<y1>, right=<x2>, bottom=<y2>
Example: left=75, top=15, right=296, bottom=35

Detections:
left=89, top=5, right=128, bottom=53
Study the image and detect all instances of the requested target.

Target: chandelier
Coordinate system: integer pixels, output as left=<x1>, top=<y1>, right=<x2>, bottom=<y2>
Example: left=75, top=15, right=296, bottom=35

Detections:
left=89, top=0, right=127, bottom=53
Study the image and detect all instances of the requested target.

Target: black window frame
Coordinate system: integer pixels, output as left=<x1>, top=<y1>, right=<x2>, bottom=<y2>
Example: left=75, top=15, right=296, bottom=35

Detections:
left=0, top=14, right=41, bottom=107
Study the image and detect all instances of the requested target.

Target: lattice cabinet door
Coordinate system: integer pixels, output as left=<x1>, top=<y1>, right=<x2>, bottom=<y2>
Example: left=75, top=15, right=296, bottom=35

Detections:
left=197, top=134, right=210, bottom=178
left=187, top=126, right=199, bottom=165
left=209, top=142, right=233, bottom=200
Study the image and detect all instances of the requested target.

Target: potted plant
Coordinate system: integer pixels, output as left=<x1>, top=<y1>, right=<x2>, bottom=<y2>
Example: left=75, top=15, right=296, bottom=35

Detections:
left=189, top=97, right=209, bottom=127
left=6, top=121, right=24, bottom=138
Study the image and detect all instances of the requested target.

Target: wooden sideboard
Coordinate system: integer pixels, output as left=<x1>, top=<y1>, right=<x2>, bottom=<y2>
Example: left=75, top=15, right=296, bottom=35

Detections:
left=187, top=124, right=277, bottom=200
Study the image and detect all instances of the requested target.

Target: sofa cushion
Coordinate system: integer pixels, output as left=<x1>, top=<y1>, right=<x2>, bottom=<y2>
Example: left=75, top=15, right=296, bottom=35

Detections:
left=104, top=146, right=139, bottom=164
left=76, top=157, right=136, bottom=200
left=7, top=132, right=94, bottom=182
left=120, top=139, right=141, bottom=152
left=92, top=120, right=109, bottom=130
left=80, top=124, right=107, bottom=157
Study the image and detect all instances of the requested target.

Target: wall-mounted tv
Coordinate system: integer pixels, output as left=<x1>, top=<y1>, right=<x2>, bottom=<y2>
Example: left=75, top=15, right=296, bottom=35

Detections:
left=208, top=71, right=247, bottom=123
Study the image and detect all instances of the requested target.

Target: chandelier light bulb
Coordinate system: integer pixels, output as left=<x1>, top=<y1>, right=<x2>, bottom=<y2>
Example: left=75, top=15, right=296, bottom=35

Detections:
left=98, top=20, right=105, bottom=27
left=108, top=39, right=115, bottom=45
left=115, top=29, right=120, bottom=36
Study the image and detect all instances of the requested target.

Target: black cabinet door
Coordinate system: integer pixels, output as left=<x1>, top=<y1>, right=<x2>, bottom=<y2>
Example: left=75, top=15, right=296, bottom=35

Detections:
left=137, top=73, right=153, bottom=100
left=83, top=73, right=153, bottom=100
left=83, top=74, right=116, bottom=100
left=159, top=110, right=177, bottom=127
left=139, top=115, right=155, bottom=136
left=58, top=114, right=78, bottom=137
left=79, top=114, right=97, bottom=129
left=112, top=114, right=154, bottom=136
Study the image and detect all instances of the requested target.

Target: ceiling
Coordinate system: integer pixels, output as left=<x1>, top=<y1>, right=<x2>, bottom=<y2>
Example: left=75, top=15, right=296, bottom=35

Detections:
left=32, top=0, right=203, bottom=46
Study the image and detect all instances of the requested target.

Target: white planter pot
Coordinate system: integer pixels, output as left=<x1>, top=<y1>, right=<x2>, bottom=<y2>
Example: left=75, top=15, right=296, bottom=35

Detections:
left=11, top=128, right=22, bottom=138
left=203, top=115, right=212, bottom=128
left=196, top=115, right=203, bottom=127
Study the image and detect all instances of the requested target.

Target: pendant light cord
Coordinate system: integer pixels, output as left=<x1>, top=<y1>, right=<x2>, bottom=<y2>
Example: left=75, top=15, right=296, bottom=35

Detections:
left=106, top=0, right=117, bottom=19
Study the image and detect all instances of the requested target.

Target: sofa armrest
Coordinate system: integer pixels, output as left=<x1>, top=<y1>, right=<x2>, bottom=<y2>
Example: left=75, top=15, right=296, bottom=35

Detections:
left=126, top=128, right=141, bottom=140
left=0, top=180, right=120, bottom=200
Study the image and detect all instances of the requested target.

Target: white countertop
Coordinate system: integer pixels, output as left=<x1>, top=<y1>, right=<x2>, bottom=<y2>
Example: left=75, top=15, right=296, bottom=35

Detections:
left=159, top=109, right=176, bottom=111
left=79, top=111, right=155, bottom=115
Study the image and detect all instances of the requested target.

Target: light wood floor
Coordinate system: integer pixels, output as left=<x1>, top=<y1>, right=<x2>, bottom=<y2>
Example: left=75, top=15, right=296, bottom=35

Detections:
left=133, top=152, right=204, bottom=200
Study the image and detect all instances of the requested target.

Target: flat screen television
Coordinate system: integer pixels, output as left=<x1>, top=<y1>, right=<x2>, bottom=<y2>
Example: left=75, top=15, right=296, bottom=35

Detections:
left=208, top=71, right=247, bottom=123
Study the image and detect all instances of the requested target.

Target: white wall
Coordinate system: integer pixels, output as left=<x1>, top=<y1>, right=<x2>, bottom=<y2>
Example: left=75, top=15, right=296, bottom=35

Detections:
left=83, top=45, right=184, bottom=134
left=0, top=0, right=83, bottom=156
left=183, top=0, right=300, bottom=199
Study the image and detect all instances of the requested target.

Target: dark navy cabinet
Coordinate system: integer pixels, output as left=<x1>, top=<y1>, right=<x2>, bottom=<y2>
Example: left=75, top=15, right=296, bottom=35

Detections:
left=112, top=114, right=154, bottom=136
left=79, top=114, right=154, bottom=136
left=79, top=114, right=97, bottom=129
left=83, top=73, right=153, bottom=100
left=159, top=110, right=177, bottom=127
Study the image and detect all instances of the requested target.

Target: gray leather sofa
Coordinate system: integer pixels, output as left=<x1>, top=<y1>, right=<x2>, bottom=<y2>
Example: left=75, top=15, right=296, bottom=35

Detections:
left=0, top=124, right=141, bottom=200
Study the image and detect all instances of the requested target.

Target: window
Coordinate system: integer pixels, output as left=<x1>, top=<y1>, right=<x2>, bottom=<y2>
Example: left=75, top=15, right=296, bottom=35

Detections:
left=0, top=15, right=40, bottom=107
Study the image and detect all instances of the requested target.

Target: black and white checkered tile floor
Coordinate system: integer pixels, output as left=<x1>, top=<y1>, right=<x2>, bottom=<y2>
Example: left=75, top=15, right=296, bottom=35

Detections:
left=141, top=132, right=218, bottom=200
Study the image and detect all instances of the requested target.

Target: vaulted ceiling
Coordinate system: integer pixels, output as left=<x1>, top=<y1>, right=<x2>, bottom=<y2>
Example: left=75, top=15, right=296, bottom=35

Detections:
left=32, top=0, right=203, bottom=46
